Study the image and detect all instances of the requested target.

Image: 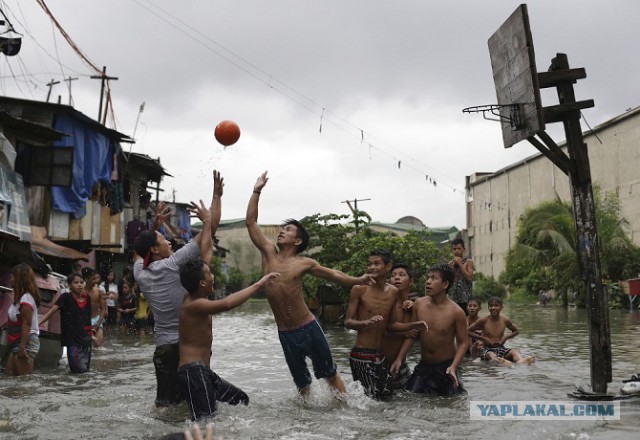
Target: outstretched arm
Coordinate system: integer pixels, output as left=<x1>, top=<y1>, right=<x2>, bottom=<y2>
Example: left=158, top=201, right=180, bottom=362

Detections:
left=246, top=171, right=276, bottom=255
left=39, top=304, right=60, bottom=326
left=189, top=272, right=281, bottom=315
left=308, top=260, right=375, bottom=286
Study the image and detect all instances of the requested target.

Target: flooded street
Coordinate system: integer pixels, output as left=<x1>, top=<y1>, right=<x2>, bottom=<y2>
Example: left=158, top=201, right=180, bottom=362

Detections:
left=1, top=301, right=640, bottom=439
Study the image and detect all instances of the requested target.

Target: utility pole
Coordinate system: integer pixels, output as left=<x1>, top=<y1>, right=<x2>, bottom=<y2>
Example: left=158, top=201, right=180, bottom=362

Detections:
left=63, top=76, right=79, bottom=106
left=90, top=66, right=118, bottom=123
left=341, top=198, right=371, bottom=232
left=46, top=78, right=60, bottom=102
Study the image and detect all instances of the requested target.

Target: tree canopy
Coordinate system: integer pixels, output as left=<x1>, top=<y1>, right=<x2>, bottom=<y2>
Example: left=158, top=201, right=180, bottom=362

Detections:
left=299, top=212, right=450, bottom=301
left=499, top=189, right=640, bottom=306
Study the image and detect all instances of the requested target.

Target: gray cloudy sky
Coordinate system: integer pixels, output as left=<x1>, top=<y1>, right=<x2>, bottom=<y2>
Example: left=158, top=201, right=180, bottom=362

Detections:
left=2, top=0, right=638, bottom=228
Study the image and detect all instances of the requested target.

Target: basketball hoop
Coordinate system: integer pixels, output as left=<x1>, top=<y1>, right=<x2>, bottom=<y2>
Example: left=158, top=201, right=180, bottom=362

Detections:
left=462, top=104, right=525, bottom=130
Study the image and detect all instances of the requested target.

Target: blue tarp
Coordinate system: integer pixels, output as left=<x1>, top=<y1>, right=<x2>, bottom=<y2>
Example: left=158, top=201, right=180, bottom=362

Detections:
left=50, top=114, right=112, bottom=218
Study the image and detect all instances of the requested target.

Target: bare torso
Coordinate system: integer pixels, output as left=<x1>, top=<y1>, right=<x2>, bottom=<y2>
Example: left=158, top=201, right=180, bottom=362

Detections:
left=89, top=286, right=102, bottom=319
left=479, top=316, right=509, bottom=344
left=351, top=283, right=399, bottom=350
left=178, top=295, right=214, bottom=367
left=263, top=255, right=315, bottom=329
left=413, top=296, right=463, bottom=363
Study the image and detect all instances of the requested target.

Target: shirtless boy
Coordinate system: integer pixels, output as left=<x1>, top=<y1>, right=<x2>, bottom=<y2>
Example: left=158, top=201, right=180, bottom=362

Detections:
left=467, top=296, right=535, bottom=366
left=390, top=264, right=468, bottom=396
left=246, top=171, right=374, bottom=396
left=381, top=263, right=420, bottom=391
left=345, top=252, right=427, bottom=400
left=178, top=257, right=280, bottom=420
left=466, top=298, right=483, bottom=358
left=82, top=267, right=105, bottom=347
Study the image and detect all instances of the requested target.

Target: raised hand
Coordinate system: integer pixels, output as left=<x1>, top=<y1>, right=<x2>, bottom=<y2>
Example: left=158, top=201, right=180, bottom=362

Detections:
left=254, top=171, right=269, bottom=193
left=187, top=199, right=211, bottom=223
left=151, top=201, right=172, bottom=230
left=212, top=170, right=224, bottom=200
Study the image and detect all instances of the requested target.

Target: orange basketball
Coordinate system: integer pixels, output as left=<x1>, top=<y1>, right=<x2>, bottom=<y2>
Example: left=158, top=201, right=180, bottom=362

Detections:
left=214, top=120, right=241, bottom=146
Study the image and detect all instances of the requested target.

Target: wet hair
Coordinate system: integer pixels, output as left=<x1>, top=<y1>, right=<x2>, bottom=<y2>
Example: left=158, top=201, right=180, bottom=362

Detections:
left=11, top=263, right=41, bottom=306
left=118, top=280, right=131, bottom=298
left=488, top=296, right=503, bottom=306
left=179, top=259, right=207, bottom=294
left=427, top=263, right=455, bottom=292
left=368, top=249, right=392, bottom=265
left=67, top=273, right=83, bottom=285
left=452, top=238, right=465, bottom=248
left=467, top=297, right=480, bottom=306
left=81, top=267, right=97, bottom=280
left=102, top=269, right=115, bottom=290
left=281, top=219, right=309, bottom=254
left=390, top=263, right=414, bottom=279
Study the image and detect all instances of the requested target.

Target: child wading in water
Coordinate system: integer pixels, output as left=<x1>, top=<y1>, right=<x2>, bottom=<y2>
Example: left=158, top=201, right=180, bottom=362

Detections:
left=39, top=273, right=93, bottom=373
left=467, top=296, right=536, bottom=366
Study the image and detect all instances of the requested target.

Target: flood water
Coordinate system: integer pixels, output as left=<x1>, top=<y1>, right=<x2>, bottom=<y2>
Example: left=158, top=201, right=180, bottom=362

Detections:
left=1, top=301, right=640, bottom=439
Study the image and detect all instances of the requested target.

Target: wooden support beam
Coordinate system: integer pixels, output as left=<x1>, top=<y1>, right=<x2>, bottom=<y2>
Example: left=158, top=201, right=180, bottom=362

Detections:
left=543, top=100, right=595, bottom=124
left=527, top=135, right=572, bottom=175
left=538, top=68, right=586, bottom=88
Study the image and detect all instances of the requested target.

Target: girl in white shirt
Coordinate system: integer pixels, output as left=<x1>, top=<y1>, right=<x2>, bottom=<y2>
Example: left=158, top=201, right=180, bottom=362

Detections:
left=6, top=263, right=41, bottom=376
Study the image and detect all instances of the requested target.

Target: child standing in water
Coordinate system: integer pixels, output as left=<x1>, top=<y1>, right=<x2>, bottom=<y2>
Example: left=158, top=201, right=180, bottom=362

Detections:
left=40, top=273, right=93, bottom=373
left=5, top=264, right=41, bottom=376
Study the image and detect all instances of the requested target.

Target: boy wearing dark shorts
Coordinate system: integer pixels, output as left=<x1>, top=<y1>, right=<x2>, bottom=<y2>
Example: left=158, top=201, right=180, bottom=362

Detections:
left=390, top=264, right=468, bottom=396
left=345, top=251, right=427, bottom=400
left=178, top=258, right=280, bottom=420
left=39, top=273, right=93, bottom=373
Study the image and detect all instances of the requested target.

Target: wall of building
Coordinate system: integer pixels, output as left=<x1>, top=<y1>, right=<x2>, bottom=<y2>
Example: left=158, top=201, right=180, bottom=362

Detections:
left=467, top=108, right=640, bottom=278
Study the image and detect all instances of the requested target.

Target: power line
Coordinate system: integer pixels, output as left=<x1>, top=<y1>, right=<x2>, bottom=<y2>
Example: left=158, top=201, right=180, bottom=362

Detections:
left=133, top=0, right=465, bottom=194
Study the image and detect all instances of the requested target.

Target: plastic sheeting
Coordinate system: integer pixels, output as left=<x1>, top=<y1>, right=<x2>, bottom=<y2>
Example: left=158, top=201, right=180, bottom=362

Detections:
left=50, top=114, right=113, bottom=218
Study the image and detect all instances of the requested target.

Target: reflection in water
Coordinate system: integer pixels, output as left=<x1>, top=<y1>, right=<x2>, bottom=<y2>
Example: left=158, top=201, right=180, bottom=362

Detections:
left=0, top=302, right=639, bottom=439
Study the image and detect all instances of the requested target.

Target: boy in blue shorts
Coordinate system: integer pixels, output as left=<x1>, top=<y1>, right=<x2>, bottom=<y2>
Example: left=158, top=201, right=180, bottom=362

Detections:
left=247, top=171, right=375, bottom=397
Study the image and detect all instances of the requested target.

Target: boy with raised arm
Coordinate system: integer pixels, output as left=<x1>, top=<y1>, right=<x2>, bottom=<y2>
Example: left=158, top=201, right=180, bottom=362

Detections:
left=246, top=171, right=374, bottom=397
left=467, top=296, right=536, bottom=366
left=178, top=257, right=280, bottom=420
left=390, top=264, right=468, bottom=396
left=345, top=251, right=427, bottom=400
left=133, top=170, right=224, bottom=408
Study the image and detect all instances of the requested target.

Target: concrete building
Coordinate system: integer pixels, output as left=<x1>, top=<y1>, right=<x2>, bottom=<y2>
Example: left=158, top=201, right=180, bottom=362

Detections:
left=466, top=106, right=640, bottom=278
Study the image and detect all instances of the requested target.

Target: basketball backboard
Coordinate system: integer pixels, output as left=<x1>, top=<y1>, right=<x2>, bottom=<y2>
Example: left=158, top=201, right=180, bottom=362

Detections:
left=488, top=4, right=544, bottom=148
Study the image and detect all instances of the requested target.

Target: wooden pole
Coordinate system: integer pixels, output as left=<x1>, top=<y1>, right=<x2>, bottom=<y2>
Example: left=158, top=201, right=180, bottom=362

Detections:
left=550, top=53, right=612, bottom=393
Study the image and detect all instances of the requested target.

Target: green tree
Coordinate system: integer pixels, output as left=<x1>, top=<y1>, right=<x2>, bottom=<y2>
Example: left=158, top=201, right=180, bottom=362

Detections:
left=500, top=189, right=640, bottom=307
left=299, top=212, right=450, bottom=303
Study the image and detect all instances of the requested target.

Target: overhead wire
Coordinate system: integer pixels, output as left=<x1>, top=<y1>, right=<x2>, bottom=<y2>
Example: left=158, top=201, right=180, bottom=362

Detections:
left=134, top=0, right=465, bottom=195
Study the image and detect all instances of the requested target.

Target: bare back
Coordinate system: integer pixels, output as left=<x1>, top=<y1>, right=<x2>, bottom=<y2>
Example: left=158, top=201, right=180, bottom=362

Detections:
left=412, top=296, right=467, bottom=363
left=179, top=295, right=214, bottom=367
